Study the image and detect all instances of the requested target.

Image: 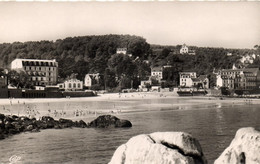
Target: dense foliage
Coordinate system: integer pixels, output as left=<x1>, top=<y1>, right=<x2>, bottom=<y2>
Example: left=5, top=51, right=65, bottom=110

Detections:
left=149, top=44, right=259, bottom=87
left=0, top=34, right=259, bottom=89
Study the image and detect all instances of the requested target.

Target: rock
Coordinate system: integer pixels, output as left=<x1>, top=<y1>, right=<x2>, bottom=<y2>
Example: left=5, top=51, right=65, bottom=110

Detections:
left=88, top=115, right=132, bottom=128
left=59, top=118, right=74, bottom=128
left=214, top=127, right=260, bottom=164
left=75, top=120, right=87, bottom=128
left=109, top=132, right=207, bottom=164
left=41, top=116, right=54, bottom=122
left=25, top=125, right=34, bottom=131
left=0, top=113, right=5, bottom=120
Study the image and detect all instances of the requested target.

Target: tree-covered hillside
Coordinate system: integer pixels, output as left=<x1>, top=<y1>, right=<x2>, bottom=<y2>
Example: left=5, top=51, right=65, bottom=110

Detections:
left=0, top=34, right=150, bottom=82
left=0, top=34, right=259, bottom=89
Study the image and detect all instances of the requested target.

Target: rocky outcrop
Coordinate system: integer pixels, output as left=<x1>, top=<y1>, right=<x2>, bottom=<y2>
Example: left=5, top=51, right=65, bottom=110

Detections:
left=109, top=132, right=207, bottom=164
left=0, top=114, right=131, bottom=140
left=214, top=127, right=260, bottom=164
left=0, top=114, right=87, bottom=140
left=87, top=115, right=132, bottom=128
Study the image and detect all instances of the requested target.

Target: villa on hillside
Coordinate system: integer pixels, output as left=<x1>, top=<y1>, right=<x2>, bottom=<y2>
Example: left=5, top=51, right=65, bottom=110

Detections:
left=180, top=44, right=196, bottom=55
left=151, top=67, right=163, bottom=81
left=116, top=48, right=132, bottom=57
left=240, top=54, right=256, bottom=64
left=116, top=48, right=127, bottom=55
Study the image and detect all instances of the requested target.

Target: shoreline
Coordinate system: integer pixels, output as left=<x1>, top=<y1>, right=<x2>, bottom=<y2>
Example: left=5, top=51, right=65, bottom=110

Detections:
left=0, top=92, right=259, bottom=122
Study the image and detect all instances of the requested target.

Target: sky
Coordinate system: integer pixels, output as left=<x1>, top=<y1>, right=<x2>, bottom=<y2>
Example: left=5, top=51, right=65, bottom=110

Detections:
left=0, top=2, right=259, bottom=49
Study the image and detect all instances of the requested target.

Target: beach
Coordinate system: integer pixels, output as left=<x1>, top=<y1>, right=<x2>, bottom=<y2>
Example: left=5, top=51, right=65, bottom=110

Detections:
left=0, top=92, right=257, bottom=122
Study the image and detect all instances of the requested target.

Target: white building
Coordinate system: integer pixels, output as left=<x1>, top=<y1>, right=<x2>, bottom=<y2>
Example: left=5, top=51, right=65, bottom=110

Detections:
left=116, top=48, right=127, bottom=55
left=240, top=54, right=255, bottom=64
left=180, top=44, right=189, bottom=54
left=151, top=67, right=163, bottom=80
left=11, top=59, right=58, bottom=86
left=64, top=79, right=83, bottom=91
left=216, top=74, right=223, bottom=88
left=180, top=44, right=196, bottom=55
left=84, top=73, right=100, bottom=87
left=179, top=72, right=197, bottom=87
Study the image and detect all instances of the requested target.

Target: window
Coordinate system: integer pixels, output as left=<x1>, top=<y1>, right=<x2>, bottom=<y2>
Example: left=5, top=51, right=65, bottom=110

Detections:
left=78, top=83, right=81, bottom=88
left=69, top=83, right=72, bottom=88
left=73, top=83, right=76, bottom=88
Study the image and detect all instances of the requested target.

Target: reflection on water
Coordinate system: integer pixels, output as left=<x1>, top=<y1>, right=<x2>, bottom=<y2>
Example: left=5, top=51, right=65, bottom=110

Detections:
left=0, top=97, right=260, bottom=164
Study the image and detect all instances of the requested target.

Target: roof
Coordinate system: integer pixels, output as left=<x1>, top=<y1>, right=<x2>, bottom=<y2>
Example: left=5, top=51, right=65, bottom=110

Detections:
left=220, top=68, right=259, bottom=76
left=13, top=58, right=56, bottom=63
left=151, top=67, right=163, bottom=72
left=117, top=48, right=127, bottom=51
left=243, top=68, right=259, bottom=76
left=191, top=78, right=201, bottom=82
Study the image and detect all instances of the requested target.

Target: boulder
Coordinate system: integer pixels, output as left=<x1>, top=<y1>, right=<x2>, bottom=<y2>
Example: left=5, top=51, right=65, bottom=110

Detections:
left=25, top=125, right=34, bottom=131
left=75, top=120, right=87, bottom=128
left=88, top=115, right=132, bottom=128
left=59, top=118, right=74, bottom=128
left=109, top=132, right=207, bottom=164
left=0, top=113, right=5, bottom=120
left=41, top=116, right=54, bottom=122
left=214, top=127, right=260, bottom=164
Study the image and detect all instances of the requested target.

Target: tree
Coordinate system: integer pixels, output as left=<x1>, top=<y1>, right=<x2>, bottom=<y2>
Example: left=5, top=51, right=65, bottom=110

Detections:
left=8, top=70, right=33, bottom=89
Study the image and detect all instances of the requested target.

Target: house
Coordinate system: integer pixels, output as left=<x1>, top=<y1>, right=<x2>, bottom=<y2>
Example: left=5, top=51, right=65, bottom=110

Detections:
left=64, top=78, right=83, bottom=91
left=151, top=67, right=163, bottom=80
left=180, top=44, right=189, bottom=54
left=240, top=54, right=255, bottom=64
left=180, top=72, right=209, bottom=88
left=194, top=75, right=209, bottom=89
left=84, top=73, right=101, bottom=88
left=216, top=68, right=260, bottom=90
left=138, top=78, right=152, bottom=91
left=179, top=72, right=197, bottom=87
left=11, top=59, right=58, bottom=86
left=180, top=44, right=196, bottom=55
left=116, top=48, right=127, bottom=55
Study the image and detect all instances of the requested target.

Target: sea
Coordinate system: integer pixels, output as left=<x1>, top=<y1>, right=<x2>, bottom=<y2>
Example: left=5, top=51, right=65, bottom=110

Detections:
left=0, top=95, right=259, bottom=164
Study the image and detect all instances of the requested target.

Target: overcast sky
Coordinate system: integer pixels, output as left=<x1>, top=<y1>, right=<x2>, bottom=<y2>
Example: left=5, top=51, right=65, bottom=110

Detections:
left=0, top=2, right=259, bottom=49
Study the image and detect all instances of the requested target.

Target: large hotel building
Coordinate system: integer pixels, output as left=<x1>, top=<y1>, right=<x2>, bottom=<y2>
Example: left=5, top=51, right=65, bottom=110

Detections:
left=11, top=59, right=58, bottom=86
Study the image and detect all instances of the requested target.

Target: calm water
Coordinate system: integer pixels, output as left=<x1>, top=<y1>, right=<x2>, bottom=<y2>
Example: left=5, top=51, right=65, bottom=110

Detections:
left=0, top=96, right=260, bottom=164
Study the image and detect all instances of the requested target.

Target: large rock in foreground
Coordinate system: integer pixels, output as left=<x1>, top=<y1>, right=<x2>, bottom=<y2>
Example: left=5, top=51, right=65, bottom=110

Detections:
left=109, top=132, right=207, bottom=164
left=215, top=127, right=260, bottom=164
left=88, top=115, right=132, bottom=128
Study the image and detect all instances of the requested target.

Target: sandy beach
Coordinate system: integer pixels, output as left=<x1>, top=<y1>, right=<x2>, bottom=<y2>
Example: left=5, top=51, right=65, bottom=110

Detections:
left=0, top=92, right=258, bottom=122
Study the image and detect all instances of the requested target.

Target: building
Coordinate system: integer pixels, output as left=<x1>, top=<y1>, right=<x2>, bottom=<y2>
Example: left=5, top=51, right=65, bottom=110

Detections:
left=240, top=54, right=256, bottom=65
left=193, top=75, right=209, bottom=89
left=216, top=68, right=260, bottom=90
left=179, top=72, right=197, bottom=87
left=116, top=48, right=127, bottom=55
left=179, top=72, right=209, bottom=88
left=151, top=67, right=163, bottom=80
left=180, top=44, right=196, bottom=55
left=63, top=78, right=83, bottom=91
left=84, top=73, right=101, bottom=88
left=11, top=59, right=58, bottom=86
